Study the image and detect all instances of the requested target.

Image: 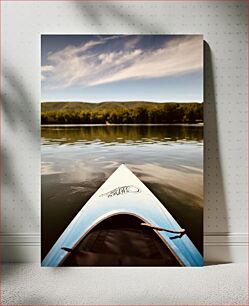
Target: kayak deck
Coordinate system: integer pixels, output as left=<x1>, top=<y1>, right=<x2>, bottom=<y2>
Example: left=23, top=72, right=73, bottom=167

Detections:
left=42, top=164, right=203, bottom=267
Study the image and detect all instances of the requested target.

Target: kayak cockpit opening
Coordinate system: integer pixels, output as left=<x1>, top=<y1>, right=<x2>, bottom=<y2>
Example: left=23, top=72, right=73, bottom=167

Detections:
left=61, top=214, right=181, bottom=266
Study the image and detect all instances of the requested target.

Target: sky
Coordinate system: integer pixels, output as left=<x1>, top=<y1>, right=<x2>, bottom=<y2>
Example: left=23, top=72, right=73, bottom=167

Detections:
left=41, top=35, right=203, bottom=103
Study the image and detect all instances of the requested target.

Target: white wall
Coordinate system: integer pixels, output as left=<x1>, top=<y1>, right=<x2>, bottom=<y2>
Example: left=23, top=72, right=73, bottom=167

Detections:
left=1, top=1, right=248, bottom=263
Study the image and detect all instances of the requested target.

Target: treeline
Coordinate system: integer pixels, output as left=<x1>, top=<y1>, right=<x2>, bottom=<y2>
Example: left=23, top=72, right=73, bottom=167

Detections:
left=41, top=103, right=203, bottom=124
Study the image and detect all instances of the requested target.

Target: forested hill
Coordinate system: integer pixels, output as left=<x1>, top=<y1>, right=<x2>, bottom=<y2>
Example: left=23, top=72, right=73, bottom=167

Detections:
left=41, top=101, right=203, bottom=124
left=42, top=101, right=169, bottom=112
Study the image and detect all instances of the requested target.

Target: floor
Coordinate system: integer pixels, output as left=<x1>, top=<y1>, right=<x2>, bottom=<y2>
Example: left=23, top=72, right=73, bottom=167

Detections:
left=2, top=263, right=248, bottom=305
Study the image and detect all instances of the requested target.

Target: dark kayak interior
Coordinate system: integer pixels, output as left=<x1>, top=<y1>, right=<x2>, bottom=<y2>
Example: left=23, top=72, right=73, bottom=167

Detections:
left=62, top=214, right=181, bottom=266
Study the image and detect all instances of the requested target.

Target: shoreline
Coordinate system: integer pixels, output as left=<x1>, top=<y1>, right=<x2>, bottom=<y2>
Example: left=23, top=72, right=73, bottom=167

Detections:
left=41, top=123, right=204, bottom=128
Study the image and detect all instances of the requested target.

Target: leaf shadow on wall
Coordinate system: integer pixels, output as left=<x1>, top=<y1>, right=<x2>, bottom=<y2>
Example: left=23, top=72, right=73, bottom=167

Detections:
left=75, top=2, right=165, bottom=33
left=1, top=66, right=40, bottom=265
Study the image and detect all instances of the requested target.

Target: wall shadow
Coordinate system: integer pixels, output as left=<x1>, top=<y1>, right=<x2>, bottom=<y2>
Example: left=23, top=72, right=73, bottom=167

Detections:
left=1, top=66, right=40, bottom=264
left=204, top=42, right=230, bottom=264
left=74, top=2, right=166, bottom=33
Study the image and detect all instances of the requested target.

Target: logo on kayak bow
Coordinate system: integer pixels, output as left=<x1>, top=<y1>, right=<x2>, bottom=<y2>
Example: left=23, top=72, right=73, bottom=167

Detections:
left=99, top=185, right=141, bottom=198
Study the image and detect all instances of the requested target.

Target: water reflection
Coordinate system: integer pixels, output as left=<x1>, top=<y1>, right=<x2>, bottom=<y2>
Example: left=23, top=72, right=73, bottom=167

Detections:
left=41, top=124, right=203, bottom=145
left=41, top=125, right=203, bottom=260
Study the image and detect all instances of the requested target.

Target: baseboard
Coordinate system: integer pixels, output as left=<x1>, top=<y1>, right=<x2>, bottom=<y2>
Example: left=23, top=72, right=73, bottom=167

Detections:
left=204, top=232, right=248, bottom=263
left=1, top=232, right=248, bottom=263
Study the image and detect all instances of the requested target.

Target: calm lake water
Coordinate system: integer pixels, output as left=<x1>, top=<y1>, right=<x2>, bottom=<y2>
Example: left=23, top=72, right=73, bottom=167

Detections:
left=41, top=124, right=203, bottom=260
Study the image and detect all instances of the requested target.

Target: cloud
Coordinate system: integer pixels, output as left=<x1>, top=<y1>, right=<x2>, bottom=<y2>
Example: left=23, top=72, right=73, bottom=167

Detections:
left=41, top=65, right=54, bottom=81
left=123, top=36, right=141, bottom=50
left=42, top=35, right=203, bottom=88
left=41, top=65, right=54, bottom=72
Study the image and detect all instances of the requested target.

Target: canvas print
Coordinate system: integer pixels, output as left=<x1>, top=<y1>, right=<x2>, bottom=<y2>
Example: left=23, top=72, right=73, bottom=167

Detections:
left=41, top=35, right=203, bottom=267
